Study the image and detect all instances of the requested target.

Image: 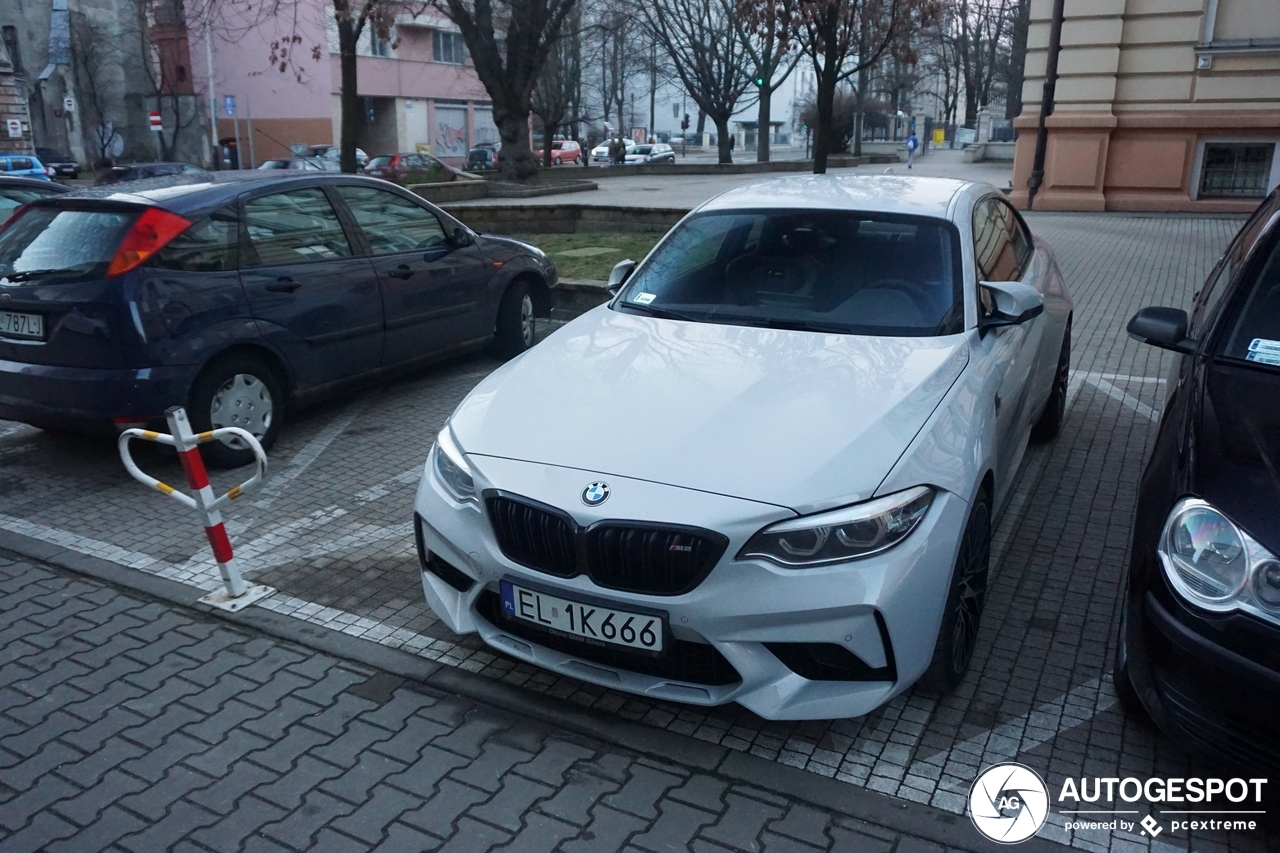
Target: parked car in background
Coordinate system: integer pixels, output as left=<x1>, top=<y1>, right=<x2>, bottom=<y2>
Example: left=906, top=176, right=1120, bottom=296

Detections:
left=414, top=175, right=1073, bottom=721
left=95, top=162, right=209, bottom=185
left=624, top=143, right=676, bottom=165
left=307, top=145, right=368, bottom=170
left=465, top=147, right=494, bottom=171
left=0, top=176, right=70, bottom=217
left=535, top=140, right=582, bottom=166
left=364, top=152, right=461, bottom=184
left=0, top=154, right=52, bottom=181
left=0, top=172, right=556, bottom=467
left=257, top=157, right=325, bottom=171
left=1115, top=186, right=1280, bottom=770
left=35, top=148, right=80, bottom=179
left=590, top=139, right=635, bottom=163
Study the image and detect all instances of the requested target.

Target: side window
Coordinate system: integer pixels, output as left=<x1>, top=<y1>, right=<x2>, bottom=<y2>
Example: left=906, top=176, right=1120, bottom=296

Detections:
left=1219, top=228, right=1280, bottom=367
left=1190, top=195, right=1280, bottom=336
left=972, top=199, right=1027, bottom=283
left=336, top=186, right=447, bottom=255
left=154, top=205, right=239, bottom=271
left=242, top=188, right=353, bottom=266
left=11, top=158, right=33, bottom=171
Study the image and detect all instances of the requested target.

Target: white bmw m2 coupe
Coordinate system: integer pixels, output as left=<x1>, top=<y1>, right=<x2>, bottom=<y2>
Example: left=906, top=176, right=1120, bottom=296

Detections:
left=414, top=175, right=1072, bottom=720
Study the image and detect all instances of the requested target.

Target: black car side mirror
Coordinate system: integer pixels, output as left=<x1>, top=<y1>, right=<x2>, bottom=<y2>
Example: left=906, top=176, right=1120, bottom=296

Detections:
left=1127, top=307, right=1197, bottom=354
left=978, top=281, right=1044, bottom=334
left=607, top=259, right=636, bottom=295
left=450, top=227, right=474, bottom=248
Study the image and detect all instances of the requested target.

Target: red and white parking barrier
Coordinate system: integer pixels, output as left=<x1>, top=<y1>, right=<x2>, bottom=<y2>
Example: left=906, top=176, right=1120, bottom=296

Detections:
left=119, top=406, right=274, bottom=612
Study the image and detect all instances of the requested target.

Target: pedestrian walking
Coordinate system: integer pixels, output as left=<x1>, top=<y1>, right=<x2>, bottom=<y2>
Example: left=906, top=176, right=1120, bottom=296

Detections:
left=906, top=130, right=919, bottom=169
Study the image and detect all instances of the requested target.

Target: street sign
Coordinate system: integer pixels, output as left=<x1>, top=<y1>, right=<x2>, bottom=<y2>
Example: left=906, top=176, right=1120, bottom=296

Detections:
left=149, top=110, right=162, bottom=132
left=223, top=95, right=235, bottom=117
left=5, top=119, right=21, bottom=138
left=63, top=97, right=75, bottom=113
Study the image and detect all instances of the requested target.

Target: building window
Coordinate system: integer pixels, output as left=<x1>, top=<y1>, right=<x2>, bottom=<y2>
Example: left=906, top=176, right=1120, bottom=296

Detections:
left=371, top=30, right=392, bottom=57
left=1199, top=143, right=1276, bottom=199
left=433, top=30, right=466, bottom=64
left=2, top=26, right=22, bottom=76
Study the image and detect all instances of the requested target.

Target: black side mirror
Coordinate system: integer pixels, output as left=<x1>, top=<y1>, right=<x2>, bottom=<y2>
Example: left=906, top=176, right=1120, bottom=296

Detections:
left=607, top=259, right=636, bottom=295
left=1127, top=307, right=1197, bottom=354
left=978, top=281, right=1044, bottom=334
left=451, top=226, right=474, bottom=248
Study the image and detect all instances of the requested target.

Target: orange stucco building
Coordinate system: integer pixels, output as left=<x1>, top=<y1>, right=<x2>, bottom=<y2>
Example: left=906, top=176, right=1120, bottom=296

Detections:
left=1010, top=0, right=1280, bottom=212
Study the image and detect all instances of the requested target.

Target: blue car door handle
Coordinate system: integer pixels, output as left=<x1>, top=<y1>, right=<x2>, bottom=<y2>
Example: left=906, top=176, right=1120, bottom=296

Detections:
left=265, top=277, right=301, bottom=293
left=387, top=264, right=414, bottom=280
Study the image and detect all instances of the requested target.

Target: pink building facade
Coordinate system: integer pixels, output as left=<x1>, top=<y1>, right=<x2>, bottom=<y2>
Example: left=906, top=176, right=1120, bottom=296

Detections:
left=189, top=4, right=493, bottom=166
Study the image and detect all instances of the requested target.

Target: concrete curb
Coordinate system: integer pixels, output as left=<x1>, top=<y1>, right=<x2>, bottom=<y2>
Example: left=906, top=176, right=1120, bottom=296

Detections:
left=0, top=526, right=1071, bottom=853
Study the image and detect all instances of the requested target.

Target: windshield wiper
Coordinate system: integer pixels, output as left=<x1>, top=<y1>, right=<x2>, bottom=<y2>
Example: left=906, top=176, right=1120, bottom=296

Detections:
left=3, top=268, right=87, bottom=282
left=617, top=302, right=701, bottom=322
left=710, top=315, right=853, bottom=334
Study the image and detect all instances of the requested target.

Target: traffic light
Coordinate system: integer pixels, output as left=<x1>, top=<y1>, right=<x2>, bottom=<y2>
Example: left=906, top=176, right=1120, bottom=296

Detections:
left=681, top=113, right=690, bottom=130
left=754, top=76, right=765, bottom=87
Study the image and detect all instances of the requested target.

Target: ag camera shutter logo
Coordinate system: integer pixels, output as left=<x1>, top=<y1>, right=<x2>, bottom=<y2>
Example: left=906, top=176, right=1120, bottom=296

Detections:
left=969, top=762, right=1050, bottom=844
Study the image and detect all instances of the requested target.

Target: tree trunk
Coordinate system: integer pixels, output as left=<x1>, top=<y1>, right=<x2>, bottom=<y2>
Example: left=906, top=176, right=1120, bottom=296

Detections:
left=811, top=72, right=836, bottom=174
left=756, top=86, right=771, bottom=163
left=496, top=105, right=537, bottom=181
left=1006, top=0, right=1030, bottom=120
left=714, top=116, right=732, bottom=163
left=337, top=18, right=361, bottom=174
left=543, top=117, right=555, bottom=167
left=696, top=109, right=706, bottom=135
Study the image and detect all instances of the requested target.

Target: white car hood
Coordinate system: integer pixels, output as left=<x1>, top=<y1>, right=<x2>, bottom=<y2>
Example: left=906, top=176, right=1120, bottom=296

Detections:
left=451, top=308, right=969, bottom=513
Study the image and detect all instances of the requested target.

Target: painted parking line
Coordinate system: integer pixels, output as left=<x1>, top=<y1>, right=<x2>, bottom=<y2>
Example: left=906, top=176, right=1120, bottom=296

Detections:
left=251, top=407, right=369, bottom=509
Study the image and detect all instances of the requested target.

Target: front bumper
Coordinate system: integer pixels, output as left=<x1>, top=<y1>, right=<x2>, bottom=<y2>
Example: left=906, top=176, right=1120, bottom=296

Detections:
left=1128, top=585, right=1280, bottom=770
left=0, top=357, right=195, bottom=433
left=414, top=453, right=969, bottom=720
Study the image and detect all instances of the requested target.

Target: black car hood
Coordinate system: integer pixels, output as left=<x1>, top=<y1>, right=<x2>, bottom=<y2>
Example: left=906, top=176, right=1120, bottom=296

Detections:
left=1198, top=359, right=1280, bottom=555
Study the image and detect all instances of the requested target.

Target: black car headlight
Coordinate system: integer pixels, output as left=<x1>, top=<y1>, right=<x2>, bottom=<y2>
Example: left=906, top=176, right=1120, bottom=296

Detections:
left=430, top=426, right=477, bottom=505
left=1159, top=497, right=1280, bottom=625
left=739, top=486, right=934, bottom=568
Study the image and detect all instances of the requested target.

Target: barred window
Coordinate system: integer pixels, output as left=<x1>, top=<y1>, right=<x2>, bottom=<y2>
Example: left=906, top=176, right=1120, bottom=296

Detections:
left=1199, top=143, right=1275, bottom=199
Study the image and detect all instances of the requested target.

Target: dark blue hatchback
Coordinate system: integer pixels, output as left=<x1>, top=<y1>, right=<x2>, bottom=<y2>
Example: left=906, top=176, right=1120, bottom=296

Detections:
left=0, top=172, right=555, bottom=466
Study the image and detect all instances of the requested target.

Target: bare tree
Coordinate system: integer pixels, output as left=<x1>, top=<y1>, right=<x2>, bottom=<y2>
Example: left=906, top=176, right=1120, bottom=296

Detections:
left=640, top=0, right=753, bottom=164
left=330, top=1, right=400, bottom=172
left=531, top=14, right=582, bottom=166
left=738, top=0, right=802, bottom=162
left=1003, top=0, right=1029, bottom=120
left=953, top=0, right=1013, bottom=127
left=433, top=0, right=581, bottom=180
left=69, top=12, right=123, bottom=165
left=124, top=0, right=202, bottom=162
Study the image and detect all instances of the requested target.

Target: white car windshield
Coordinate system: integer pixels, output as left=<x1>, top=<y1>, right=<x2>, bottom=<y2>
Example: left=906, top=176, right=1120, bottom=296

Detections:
left=616, top=210, right=964, bottom=337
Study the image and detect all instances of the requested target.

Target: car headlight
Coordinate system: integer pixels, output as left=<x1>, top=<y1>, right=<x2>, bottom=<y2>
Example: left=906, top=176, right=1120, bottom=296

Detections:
left=430, top=426, right=477, bottom=505
left=1159, top=498, right=1280, bottom=625
left=739, top=486, right=934, bottom=567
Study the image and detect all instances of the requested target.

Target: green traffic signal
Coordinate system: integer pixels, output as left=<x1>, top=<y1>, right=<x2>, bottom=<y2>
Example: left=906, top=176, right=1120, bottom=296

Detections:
left=754, top=77, right=764, bottom=87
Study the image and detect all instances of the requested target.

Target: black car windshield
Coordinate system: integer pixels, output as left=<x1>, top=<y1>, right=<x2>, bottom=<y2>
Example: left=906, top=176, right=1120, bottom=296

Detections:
left=0, top=206, right=135, bottom=282
left=615, top=210, right=964, bottom=336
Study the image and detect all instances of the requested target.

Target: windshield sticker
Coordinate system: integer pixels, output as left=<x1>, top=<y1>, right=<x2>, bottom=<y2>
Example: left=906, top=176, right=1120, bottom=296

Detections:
left=633, top=292, right=656, bottom=305
left=1247, top=338, right=1280, bottom=366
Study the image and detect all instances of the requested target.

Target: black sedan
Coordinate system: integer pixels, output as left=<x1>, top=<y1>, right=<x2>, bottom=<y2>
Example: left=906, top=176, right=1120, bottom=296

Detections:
left=0, top=172, right=555, bottom=466
left=1115, top=186, right=1280, bottom=769
left=35, top=147, right=80, bottom=179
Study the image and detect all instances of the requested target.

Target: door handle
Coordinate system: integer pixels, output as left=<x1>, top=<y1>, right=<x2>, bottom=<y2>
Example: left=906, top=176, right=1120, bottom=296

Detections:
left=387, top=264, right=414, bottom=280
left=265, top=277, right=301, bottom=293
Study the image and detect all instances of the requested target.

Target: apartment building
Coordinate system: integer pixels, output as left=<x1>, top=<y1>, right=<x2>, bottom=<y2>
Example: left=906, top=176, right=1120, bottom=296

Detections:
left=196, top=3, right=492, bottom=166
left=1010, top=0, right=1280, bottom=212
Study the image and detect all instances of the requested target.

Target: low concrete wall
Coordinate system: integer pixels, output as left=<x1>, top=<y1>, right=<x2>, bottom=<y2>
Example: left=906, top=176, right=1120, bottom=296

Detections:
left=411, top=179, right=597, bottom=204
left=551, top=278, right=612, bottom=319
left=961, top=142, right=1016, bottom=163
left=443, top=204, right=690, bottom=235
left=542, top=154, right=873, bottom=179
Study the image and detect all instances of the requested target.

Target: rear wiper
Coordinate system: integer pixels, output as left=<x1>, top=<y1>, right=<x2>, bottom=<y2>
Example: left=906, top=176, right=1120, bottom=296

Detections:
left=3, top=268, right=85, bottom=282
left=617, top=302, right=701, bottom=322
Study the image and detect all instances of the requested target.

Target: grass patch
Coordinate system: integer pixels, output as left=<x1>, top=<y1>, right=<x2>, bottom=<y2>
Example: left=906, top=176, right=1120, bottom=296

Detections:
left=512, top=232, right=663, bottom=281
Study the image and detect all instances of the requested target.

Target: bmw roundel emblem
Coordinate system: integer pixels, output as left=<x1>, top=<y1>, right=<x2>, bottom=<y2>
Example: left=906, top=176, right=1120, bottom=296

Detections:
left=582, top=482, right=610, bottom=506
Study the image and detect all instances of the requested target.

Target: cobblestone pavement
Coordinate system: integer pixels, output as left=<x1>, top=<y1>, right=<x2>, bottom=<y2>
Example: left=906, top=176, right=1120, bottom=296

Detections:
left=0, top=555, right=987, bottom=853
left=0, top=212, right=1275, bottom=853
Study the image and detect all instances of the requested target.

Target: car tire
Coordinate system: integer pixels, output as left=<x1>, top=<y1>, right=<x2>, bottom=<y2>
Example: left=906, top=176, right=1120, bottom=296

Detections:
left=1031, top=322, right=1070, bottom=442
left=920, top=490, right=991, bottom=693
left=574, top=155, right=581, bottom=165
left=494, top=280, right=536, bottom=358
left=187, top=354, right=285, bottom=468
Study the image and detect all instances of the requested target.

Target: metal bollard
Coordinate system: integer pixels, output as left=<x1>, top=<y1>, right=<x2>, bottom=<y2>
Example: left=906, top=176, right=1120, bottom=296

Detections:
left=119, top=406, right=274, bottom=612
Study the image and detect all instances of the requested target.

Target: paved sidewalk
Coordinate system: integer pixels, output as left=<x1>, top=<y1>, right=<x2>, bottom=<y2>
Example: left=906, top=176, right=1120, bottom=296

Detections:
left=1, top=554, right=1035, bottom=853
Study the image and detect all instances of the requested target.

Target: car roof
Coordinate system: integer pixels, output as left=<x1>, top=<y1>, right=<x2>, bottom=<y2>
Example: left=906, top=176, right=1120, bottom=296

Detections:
left=52, top=172, right=410, bottom=216
left=695, top=174, right=985, bottom=220
left=0, top=176, right=68, bottom=192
